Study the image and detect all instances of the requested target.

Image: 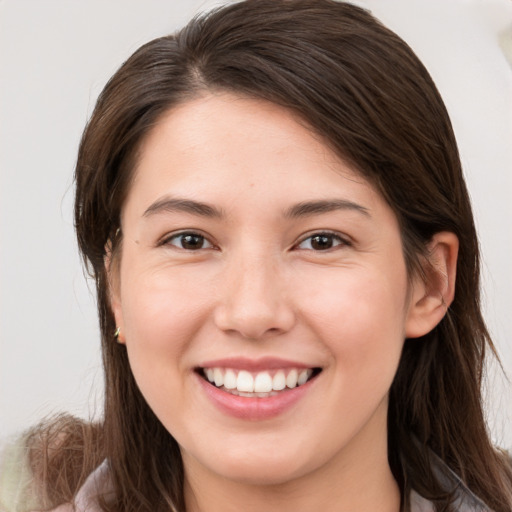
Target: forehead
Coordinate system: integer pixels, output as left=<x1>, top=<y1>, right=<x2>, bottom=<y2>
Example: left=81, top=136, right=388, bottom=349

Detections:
left=137, top=93, right=343, bottom=172
left=124, top=92, right=388, bottom=221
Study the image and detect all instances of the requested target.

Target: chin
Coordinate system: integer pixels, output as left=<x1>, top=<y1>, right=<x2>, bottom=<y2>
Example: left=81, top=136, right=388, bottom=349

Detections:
left=187, top=436, right=324, bottom=487
left=212, top=457, right=309, bottom=486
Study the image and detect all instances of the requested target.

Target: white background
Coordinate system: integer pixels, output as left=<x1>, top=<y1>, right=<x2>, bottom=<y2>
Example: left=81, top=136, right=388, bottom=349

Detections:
left=1, top=0, right=511, bottom=447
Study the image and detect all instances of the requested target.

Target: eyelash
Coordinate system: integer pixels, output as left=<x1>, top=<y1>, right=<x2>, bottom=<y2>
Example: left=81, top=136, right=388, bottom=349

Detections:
left=160, top=230, right=350, bottom=252
left=160, top=231, right=216, bottom=251
left=294, top=231, right=350, bottom=251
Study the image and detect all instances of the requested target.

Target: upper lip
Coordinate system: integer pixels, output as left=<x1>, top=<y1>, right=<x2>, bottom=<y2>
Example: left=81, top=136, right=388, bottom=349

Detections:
left=198, top=357, right=319, bottom=372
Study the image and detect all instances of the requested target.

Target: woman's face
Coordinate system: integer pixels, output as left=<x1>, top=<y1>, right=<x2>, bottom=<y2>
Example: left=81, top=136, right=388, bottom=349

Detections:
left=111, top=93, right=423, bottom=486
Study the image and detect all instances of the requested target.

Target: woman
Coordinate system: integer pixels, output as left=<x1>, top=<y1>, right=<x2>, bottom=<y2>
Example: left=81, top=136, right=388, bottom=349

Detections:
left=2, top=0, right=511, bottom=511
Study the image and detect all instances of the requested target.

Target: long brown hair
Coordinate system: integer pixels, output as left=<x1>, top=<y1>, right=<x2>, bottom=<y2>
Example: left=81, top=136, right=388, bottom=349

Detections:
left=34, top=1, right=512, bottom=510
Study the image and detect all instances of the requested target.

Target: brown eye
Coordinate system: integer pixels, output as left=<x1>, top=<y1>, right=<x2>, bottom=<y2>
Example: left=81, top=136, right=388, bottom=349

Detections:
left=166, top=232, right=213, bottom=250
left=297, top=232, right=347, bottom=251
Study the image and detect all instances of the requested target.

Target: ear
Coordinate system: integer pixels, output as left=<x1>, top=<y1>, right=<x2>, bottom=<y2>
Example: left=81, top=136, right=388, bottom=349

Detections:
left=105, top=241, right=126, bottom=344
left=405, top=232, right=459, bottom=339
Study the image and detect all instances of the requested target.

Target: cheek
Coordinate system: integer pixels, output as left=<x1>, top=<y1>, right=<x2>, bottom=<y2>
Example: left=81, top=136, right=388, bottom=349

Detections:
left=295, top=265, right=408, bottom=378
left=120, top=255, right=211, bottom=332
left=118, top=266, right=213, bottom=431
left=118, top=260, right=215, bottom=385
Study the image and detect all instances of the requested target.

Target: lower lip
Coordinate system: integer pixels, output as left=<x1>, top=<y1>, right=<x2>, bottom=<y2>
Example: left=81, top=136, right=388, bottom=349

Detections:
left=196, top=373, right=317, bottom=421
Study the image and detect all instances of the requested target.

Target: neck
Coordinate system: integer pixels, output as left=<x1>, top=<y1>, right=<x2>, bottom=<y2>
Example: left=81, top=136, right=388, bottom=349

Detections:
left=183, top=407, right=400, bottom=512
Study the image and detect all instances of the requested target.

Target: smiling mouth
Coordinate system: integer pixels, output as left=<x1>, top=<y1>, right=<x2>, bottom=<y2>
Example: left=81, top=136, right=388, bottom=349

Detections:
left=198, top=367, right=322, bottom=398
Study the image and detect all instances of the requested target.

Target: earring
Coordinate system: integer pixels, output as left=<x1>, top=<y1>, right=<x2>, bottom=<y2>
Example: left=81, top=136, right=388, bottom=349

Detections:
left=114, top=327, right=121, bottom=341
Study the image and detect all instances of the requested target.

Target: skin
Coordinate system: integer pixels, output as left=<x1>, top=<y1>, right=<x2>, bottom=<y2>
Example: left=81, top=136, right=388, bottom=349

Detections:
left=110, top=93, right=458, bottom=512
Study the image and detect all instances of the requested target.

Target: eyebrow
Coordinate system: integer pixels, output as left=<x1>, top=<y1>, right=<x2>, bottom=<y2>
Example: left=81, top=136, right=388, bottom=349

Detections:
left=142, top=197, right=370, bottom=220
left=143, top=197, right=224, bottom=218
left=285, top=199, right=370, bottom=218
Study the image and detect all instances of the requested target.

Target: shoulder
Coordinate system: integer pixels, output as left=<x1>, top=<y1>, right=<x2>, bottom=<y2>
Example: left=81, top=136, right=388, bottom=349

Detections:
left=40, top=461, right=111, bottom=512
left=0, top=433, right=109, bottom=512
left=410, top=490, right=435, bottom=512
left=0, top=417, right=106, bottom=512
left=72, top=460, right=112, bottom=512
left=410, top=447, right=500, bottom=512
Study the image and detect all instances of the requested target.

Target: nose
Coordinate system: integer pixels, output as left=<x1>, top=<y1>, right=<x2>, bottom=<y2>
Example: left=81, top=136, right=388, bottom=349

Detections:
left=213, top=253, right=296, bottom=340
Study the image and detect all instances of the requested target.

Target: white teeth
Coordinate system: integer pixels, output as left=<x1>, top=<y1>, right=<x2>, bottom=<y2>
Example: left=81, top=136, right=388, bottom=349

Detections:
left=214, top=368, right=224, bottom=387
left=202, top=367, right=316, bottom=395
left=298, top=369, right=309, bottom=386
left=237, top=370, right=254, bottom=392
left=286, top=369, right=298, bottom=388
left=224, top=369, right=237, bottom=390
left=254, top=372, right=273, bottom=393
left=272, top=370, right=286, bottom=391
